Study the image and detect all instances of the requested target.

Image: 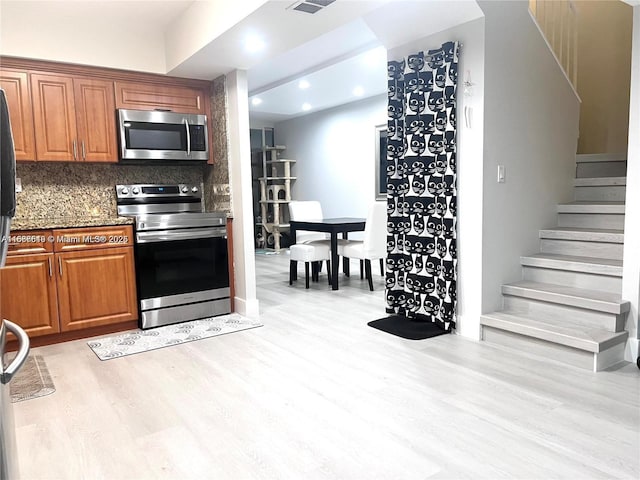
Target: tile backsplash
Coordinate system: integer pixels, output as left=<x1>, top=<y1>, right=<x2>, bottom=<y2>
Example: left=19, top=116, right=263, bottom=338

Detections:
left=15, top=163, right=205, bottom=221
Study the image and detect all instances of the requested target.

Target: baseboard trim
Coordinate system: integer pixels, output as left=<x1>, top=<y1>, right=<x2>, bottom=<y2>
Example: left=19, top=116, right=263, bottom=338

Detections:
left=455, top=313, right=481, bottom=340
left=624, top=337, right=639, bottom=362
left=234, top=296, right=260, bottom=318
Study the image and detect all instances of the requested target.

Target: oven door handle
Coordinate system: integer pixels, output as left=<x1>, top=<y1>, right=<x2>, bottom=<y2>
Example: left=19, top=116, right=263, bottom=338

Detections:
left=136, top=227, right=227, bottom=243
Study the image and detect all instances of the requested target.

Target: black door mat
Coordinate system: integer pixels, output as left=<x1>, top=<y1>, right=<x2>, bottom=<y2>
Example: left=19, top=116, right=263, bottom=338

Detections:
left=368, top=315, right=450, bottom=340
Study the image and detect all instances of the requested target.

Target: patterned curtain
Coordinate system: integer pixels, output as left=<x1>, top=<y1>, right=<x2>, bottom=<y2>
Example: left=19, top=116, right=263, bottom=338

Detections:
left=385, top=42, right=459, bottom=331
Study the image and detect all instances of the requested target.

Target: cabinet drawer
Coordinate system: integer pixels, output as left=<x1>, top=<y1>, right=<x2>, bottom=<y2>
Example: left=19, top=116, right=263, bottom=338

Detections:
left=115, top=81, right=205, bottom=114
left=53, top=225, right=133, bottom=252
left=7, top=230, right=53, bottom=255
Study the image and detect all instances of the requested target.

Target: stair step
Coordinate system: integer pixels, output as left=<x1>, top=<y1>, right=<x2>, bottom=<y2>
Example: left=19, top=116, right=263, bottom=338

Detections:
left=521, top=253, right=623, bottom=276
left=502, top=281, right=629, bottom=314
left=540, top=238, right=623, bottom=260
left=539, top=227, right=624, bottom=243
left=575, top=154, right=627, bottom=178
left=503, top=295, right=625, bottom=331
left=574, top=177, right=626, bottom=187
left=481, top=312, right=628, bottom=371
left=557, top=212, right=625, bottom=229
left=557, top=202, right=625, bottom=214
left=480, top=312, right=628, bottom=353
left=573, top=177, right=627, bottom=201
left=575, top=153, right=627, bottom=163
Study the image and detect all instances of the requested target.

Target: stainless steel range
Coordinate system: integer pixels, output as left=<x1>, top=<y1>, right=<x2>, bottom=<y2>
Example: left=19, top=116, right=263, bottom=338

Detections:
left=116, top=184, right=231, bottom=329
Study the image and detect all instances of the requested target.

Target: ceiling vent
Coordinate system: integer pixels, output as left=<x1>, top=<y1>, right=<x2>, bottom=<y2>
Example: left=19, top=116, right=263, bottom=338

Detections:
left=289, top=0, right=336, bottom=15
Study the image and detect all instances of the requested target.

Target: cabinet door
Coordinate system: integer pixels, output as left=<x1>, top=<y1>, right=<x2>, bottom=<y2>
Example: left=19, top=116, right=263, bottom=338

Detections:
left=115, top=81, right=204, bottom=114
left=74, top=78, right=118, bottom=163
left=1, top=254, right=60, bottom=337
left=56, top=247, right=137, bottom=331
left=0, top=69, right=36, bottom=161
left=30, top=73, right=77, bottom=161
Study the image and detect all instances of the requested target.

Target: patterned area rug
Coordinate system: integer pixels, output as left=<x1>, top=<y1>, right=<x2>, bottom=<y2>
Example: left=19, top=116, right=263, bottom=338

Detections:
left=88, top=313, right=263, bottom=361
left=10, top=355, right=56, bottom=403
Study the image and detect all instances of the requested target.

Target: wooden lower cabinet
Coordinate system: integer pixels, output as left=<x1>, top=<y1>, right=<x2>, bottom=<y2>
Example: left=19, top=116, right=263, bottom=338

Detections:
left=1, top=253, right=60, bottom=337
left=56, top=247, right=137, bottom=331
left=3, top=226, right=138, bottom=339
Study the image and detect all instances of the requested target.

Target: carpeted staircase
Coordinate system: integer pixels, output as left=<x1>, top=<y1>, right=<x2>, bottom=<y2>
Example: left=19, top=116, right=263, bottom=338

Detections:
left=481, top=154, right=629, bottom=371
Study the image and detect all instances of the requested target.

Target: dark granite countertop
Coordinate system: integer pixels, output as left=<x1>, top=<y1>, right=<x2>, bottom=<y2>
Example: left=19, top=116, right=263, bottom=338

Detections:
left=11, top=216, right=134, bottom=231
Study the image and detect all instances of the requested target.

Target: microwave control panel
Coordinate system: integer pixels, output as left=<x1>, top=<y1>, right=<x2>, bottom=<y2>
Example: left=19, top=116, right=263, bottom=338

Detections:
left=190, top=125, right=207, bottom=152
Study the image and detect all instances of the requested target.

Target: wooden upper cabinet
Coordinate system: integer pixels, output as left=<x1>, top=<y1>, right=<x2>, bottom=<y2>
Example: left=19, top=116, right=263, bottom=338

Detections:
left=1, top=57, right=212, bottom=163
left=1, top=253, right=60, bottom=338
left=30, top=73, right=118, bottom=162
left=30, top=73, right=77, bottom=162
left=0, top=69, right=36, bottom=161
left=115, top=81, right=205, bottom=114
left=73, top=78, right=118, bottom=162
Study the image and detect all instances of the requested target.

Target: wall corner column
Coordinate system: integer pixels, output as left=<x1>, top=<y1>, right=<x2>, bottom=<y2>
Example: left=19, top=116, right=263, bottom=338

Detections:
left=622, top=4, right=640, bottom=362
left=226, top=69, right=259, bottom=317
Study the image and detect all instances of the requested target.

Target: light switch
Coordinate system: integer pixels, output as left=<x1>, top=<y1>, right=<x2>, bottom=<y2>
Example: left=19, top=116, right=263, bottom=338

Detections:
left=15, top=177, right=22, bottom=193
left=497, top=165, right=506, bottom=183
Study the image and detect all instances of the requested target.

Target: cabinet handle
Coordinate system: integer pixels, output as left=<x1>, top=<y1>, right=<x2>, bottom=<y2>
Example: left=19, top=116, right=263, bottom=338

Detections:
left=58, top=257, right=63, bottom=277
left=48, top=257, right=52, bottom=277
left=72, top=140, right=77, bottom=161
left=82, top=141, right=86, bottom=161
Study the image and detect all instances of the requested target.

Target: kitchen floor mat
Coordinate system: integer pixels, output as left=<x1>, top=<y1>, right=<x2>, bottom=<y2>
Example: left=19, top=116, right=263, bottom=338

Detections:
left=10, top=355, right=56, bottom=403
left=87, top=313, right=263, bottom=360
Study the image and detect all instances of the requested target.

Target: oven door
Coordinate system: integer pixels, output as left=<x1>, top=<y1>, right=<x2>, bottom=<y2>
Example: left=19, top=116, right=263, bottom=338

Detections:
left=135, top=229, right=229, bottom=305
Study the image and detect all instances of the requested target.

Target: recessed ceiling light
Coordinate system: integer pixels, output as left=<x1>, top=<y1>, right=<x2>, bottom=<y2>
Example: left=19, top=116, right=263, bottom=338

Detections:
left=251, top=97, right=263, bottom=106
left=353, top=86, right=364, bottom=97
left=298, top=80, right=310, bottom=90
left=301, top=103, right=312, bottom=111
left=244, top=34, right=266, bottom=53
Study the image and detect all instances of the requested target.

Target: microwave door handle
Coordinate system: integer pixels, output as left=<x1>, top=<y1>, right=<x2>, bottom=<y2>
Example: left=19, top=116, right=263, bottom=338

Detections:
left=184, top=119, right=191, bottom=156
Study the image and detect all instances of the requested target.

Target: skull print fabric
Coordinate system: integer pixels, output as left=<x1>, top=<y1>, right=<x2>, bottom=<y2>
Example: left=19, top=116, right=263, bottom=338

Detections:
left=385, top=42, right=459, bottom=331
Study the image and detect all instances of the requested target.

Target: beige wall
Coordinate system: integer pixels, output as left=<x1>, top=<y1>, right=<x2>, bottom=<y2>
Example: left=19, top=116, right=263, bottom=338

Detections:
left=576, top=0, right=633, bottom=154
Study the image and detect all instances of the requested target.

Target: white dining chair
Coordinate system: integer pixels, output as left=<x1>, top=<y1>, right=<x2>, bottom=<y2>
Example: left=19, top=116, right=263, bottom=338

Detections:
left=288, top=201, right=330, bottom=243
left=289, top=243, right=332, bottom=289
left=337, top=201, right=387, bottom=291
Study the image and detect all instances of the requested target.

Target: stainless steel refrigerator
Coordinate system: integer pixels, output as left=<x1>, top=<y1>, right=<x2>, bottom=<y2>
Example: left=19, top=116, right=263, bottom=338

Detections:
left=0, top=88, right=30, bottom=480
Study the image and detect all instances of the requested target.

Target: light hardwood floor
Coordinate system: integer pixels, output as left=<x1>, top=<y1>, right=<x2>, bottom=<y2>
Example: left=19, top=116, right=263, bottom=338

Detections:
left=14, top=252, right=640, bottom=479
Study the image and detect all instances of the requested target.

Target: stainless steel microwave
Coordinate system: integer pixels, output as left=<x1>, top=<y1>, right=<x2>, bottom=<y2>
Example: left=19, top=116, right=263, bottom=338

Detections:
left=118, top=109, right=208, bottom=162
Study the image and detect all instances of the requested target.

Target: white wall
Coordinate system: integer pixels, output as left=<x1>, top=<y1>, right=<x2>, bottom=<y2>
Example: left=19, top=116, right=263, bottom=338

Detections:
left=388, top=18, right=486, bottom=340
left=0, top=1, right=168, bottom=73
left=164, top=0, right=268, bottom=73
left=478, top=0, right=580, bottom=314
left=275, top=94, right=387, bottom=231
left=227, top=70, right=259, bottom=318
left=622, top=4, right=640, bottom=361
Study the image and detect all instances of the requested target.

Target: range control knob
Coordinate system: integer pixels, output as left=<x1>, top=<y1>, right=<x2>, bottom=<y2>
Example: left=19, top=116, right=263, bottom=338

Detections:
left=191, top=186, right=199, bottom=193
left=181, top=186, right=188, bottom=193
left=120, top=187, right=129, bottom=195
left=132, top=187, right=140, bottom=194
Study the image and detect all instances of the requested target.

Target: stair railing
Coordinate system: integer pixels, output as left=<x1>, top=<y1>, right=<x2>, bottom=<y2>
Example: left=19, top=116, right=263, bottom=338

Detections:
left=529, top=0, right=579, bottom=92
